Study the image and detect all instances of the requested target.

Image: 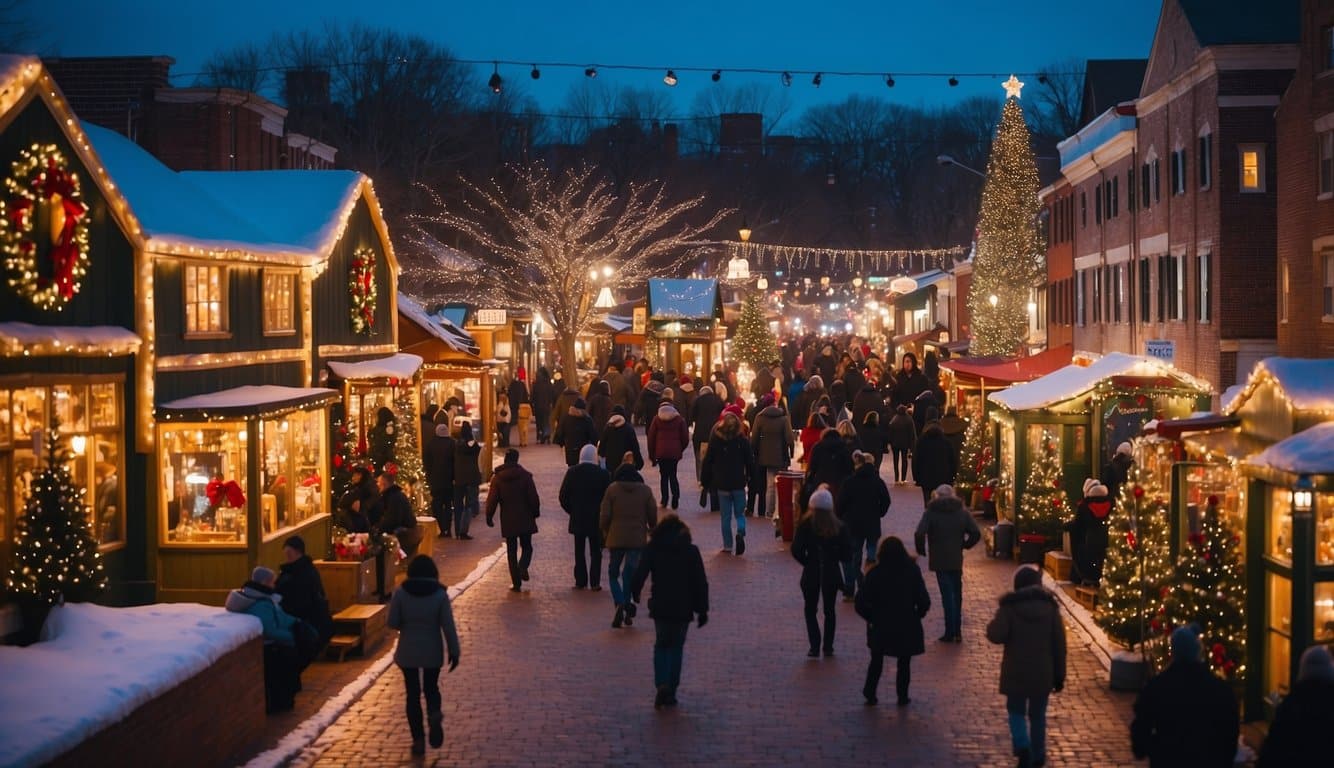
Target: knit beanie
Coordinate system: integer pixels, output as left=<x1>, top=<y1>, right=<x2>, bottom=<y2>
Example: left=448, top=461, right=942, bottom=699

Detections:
left=808, top=488, right=835, bottom=512
left=251, top=566, right=276, bottom=585
left=1013, top=564, right=1042, bottom=590
left=1298, top=644, right=1334, bottom=683
left=1171, top=625, right=1203, bottom=662
left=1082, top=478, right=1098, bottom=496
left=579, top=444, right=598, bottom=464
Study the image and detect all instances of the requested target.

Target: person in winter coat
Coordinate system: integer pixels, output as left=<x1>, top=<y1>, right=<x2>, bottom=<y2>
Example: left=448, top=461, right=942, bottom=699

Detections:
left=630, top=514, right=709, bottom=709
left=387, top=555, right=461, bottom=757
left=601, top=461, right=658, bottom=628
left=838, top=452, right=892, bottom=597
left=1070, top=482, right=1112, bottom=585
left=700, top=412, right=756, bottom=556
left=915, top=484, right=981, bottom=642
left=787, top=374, right=807, bottom=427
left=452, top=422, right=482, bottom=540
left=560, top=444, right=612, bottom=590
left=750, top=393, right=795, bottom=521
left=815, top=344, right=837, bottom=386
left=647, top=399, right=690, bottom=510
left=986, top=565, right=1067, bottom=768
left=637, top=377, right=667, bottom=426
left=420, top=404, right=439, bottom=464
left=805, top=426, right=855, bottom=510
left=554, top=397, right=598, bottom=467
left=855, top=536, right=929, bottom=706
left=622, top=361, right=641, bottom=415
left=912, top=389, right=939, bottom=437
left=276, top=535, right=334, bottom=653
left=485, top=449, right=541, bottom=592
left=891, top=353, right=929, bottom=410
left=530, top=367, right=555, bottom=444
left=887, top=405, right=917, bottom=485
left=551, top=385, right=581, bottom=438
left=368, top=406, right=399, bottom=471
left=336, top=464, right=375, bottom=533
left=792, top=487, right=853, bottom=657
left=496, top=392, right=513, bottom=448
left=673, top=375, right=697, bottom=422
left=507, top=372, right=529, bottom=425
left=1103, top=441, right=1135, bottom=509
left=690, top=384, right=724, bottom=505
left=605, top=363, right=630, bottom=414
left=856, top=410, right=889, bottom=468
left=800, top=404, right=833, bottom=467
left=938, top=406, right=968, bottom=465
left=1131, top=625, right=1238, bottom=768
left=225, top=566, right=302, bottom=712
left=850, top=384, right=886, bottom=437
left=598, top=405, right=644, bottom=471
left=371, top=467, right=421, bottom=560
left=793, top=374, right=825, bottom=435
left=829, top=380, right=849, bottom=420
left=913, top=420, right=959, bottom=506
left=588, top=380, right=613, bottom=436
left=842, top=366, right=867, bottom=413
left=423, top=423, right=456, bottom=537
left=1257, top=644, right=1334, bottom=768
left=751, top=364, right=776, bottom=402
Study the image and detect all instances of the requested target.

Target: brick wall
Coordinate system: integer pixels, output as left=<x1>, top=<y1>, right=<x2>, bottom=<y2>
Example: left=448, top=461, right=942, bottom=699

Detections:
left=47, top=637, right=265, bottom=768
left=43, top=56, right=172, bottom=141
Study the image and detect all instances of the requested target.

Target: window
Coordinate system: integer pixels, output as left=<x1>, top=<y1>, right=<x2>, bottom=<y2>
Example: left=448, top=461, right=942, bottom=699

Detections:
left=1197, top=252, right=1212, bottom=322
left=1240, top=144, right=1266, bottom=192
left=1325, top=252, right=1334, bottom=318
left=1157, top=256, right=1168, bottom=322
left=1139, top=258, right=1152, bottom=322
left=262, top=271, right=297, bottom=335
left=1198, top=133, right=1213, bottom=189
left=1171, top=149, right=1187, bottom=195
left=1320, top=131, right=1334, bottom=197
left=1325, top=26, right=1334, bottom=71
left=1113, top=264, right=1124, bottom=323
left=1281, top=261, right=1290, bottom=322
left=1175, top=254, right=1187, bottom=321
left=1095, top=186, right=1102, bottom=225
left=184, top=264, right=226, bottom=335
left=1141, top=162, right=1152, bottom=207
left=1076, top=269, right=1086, bottom=326
left=1081, top=192, right=1087, bottom=228
left=1092, top=267, right=1102, bottom=322
left=260, top=410, right=326, bottom=539
left=1129, top=168, right=1137, bottom=211
left=1152, top=157, right=1162, bottom=202
left=1111, top=176, right=1119, bottom=218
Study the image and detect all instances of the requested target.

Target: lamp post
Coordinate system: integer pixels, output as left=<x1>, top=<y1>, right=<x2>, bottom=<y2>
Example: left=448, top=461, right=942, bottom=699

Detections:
left=937, top=154, right=986, bottom=179
left=1291, top=473, right=1317, bottom=684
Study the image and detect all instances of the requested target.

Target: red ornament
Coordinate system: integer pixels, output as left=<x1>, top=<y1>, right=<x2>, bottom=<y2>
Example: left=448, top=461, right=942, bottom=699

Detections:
left=1052, top=497, right=1062, bottom=508
left=334, top=454, right=344, bottom=468
left=1126, top=531, right=1138, bottom=549
left=1207, top=495, right=1219, bottom=507
left=1151, top=619, right=1162, bottom=631
left=1053, top=479, right=1061, bottom=489
left=389, top=377, right=400, bottom=387
left=1133, top=485, right=1145, bottom=499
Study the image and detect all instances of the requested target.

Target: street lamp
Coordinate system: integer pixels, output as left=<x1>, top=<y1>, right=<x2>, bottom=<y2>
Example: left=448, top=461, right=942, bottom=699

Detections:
left=1293, top=474, right=1315, bottom=515
left=937, top=154, right=986, bottom=179
left=739, top=219, right=752, bottom=243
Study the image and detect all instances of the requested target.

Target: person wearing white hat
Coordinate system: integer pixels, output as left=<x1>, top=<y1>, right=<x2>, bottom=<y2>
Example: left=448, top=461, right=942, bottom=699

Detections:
left=791, top=487, right=853, bottom=657
left=1103, top=442, right=1135, bottom=509
left=1069, top=482, right=1113, bottom=586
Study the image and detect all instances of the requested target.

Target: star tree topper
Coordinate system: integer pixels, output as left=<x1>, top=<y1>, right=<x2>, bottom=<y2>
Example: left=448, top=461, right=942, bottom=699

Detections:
left=1003, top=74, right=1025, bottom=100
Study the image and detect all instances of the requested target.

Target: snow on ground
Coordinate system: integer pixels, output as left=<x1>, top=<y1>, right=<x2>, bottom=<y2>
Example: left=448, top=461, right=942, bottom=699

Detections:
left=0, top=602, right=260, bottom=768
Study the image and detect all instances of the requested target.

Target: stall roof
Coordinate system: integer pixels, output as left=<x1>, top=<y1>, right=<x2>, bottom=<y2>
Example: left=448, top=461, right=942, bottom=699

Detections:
left=988, top=352, right=1213, bottom=411
left=1246, top=422, right=1334, bottom=476
left=891, top=324, right=948, bottom=344
left=941, top=344, right=1073, bottom=387
left=891, top=270, right=950, bottom=311
left=397, top=292, right=480, bottom=355
left=1182, top=427, right=1270, bottom=464
left=0, top=322, right=141, bottom=357
left=327, top=353, right=423, bottom=381
left=158, top=385, right=339, bottom=418
left=1221, top=357, right=1334, bottom=416
left=1155, top=412, right=1242, bottom=440
left=647, top=279, right=721, bottom=320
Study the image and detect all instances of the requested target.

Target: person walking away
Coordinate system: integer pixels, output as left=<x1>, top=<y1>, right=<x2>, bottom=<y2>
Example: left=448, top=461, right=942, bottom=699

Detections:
left=1073, top=482, right=1112, bottom=585
left=637, top=375, right=666, bottom=426
left=673, top=375, right=697, bottom=421
left=601, top=460, right=658, bottom=627
left=509, top=368, right=530, bottom=447
left=424, top=422, right=456, bottom=537
left=530, top=367, right=554, bottom=444
left=1103, top=441, right=1135, bottom=508
left=913, top=417, right=958, bottom=506
left=1131, top=624, right=1238, bottom=767
left=938, top=406, right=968, bottom=464
left=605, top=362, right=630, bottom=414
left=387, top=555, right=461, bottom=757
left=751, top=392, right=795, bottom=524
left=588, top=379, right=613, bottom=436
left=804, top=424, right=854, bottom=510
left=647, top=396, right=690, bottom=510
left=276, top=535, right=334, bottom=656
left=559, top=444, right=611, bottom=590
left=792, top=487, right=853, bottom=657
left=700, top=412, right=756, bottom=556
left=495, top=393, right=512, bottom=448
left=793, top=374, right=825, bottom=435
left=915, top=484, right=980, bottom=642
left=856, top=536, right=929, bottom=706
left=485, top=449, right=541, bottom=592
left=630, top=514, right=709, bottom=709
left=598, top=404, right=644, bottom=470
left=1257, top=644, right=1334, bottom=767
left=225, top=566, right=302, bottom=713
left=986, top=565, right=1067, bottom=768
left=690, top=384, right=724, bottom=507
left=887, top=405, right=916, bottom=485
left=551, top=385, right=582, bottom=442
left=856, top=410, right=888, bottom=469
left=554, top=396, right=598, bottom=468
left=838, top=451, right=891, bottom=598
left=452, top=422, right=482, bottom=540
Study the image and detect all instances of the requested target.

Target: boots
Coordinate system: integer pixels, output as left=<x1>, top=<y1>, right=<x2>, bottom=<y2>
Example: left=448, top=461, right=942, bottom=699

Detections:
left=428, top=711, right=444, bottom=748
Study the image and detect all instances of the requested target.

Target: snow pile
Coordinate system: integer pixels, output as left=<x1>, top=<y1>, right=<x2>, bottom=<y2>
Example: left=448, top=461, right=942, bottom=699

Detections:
left=989, top=351, right=1213, bottom=411
left=0, top=602, right=260, bottom=768
left=0, top=322, right=141, bottom=355
left=1224, top=358, right=1334, bottom=416
left=159, top=385, right=338, bottom=412
left=327, top=353, right=423, bottom=382
left=1248, top=422, right=1334, bottom=476
left=397, top=292, right=479, bottom=355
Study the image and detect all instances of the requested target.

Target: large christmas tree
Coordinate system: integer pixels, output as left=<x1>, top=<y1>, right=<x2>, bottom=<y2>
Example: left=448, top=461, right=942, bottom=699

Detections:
left=1097, top=454, right=1174, bottom=650
left=968, top=76, right=1044, bottom=356
left=1018, top=428, right=1071, bottom=543
left=1164, top=498, right=1246, bottom=682
left=6, top=426, right=106, bottom=610
left=732, top=293, right=778, bottom=372
left=954, top=407, right=994, bottom=497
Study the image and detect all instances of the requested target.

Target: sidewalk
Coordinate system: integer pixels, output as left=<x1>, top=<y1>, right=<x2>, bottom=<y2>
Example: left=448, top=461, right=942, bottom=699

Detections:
left=282, top=432, right=1138, bottom=767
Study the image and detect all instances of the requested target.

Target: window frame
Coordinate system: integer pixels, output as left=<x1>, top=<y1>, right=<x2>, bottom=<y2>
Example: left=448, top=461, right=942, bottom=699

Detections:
left=1152, top=157, right=1162, bottom=202
left=1174, top=253, right=1187, bottom=321
left=1081, top=192, right=1087, bottom=228
left=1324, top=25, right=1334, bottom=71
left=1320, top=131, right=1334, bottom=199
left=1198, top=132, right=1213, bottom=190
left=1324, top=251, right=1334, bottom=320
left=1281, top=260, right=1290, bottom=323
left=1139, top=258, right=1152, bottom=323
left=1197, top=252, right=1212, bottom=323
left=1240, top=143, right=1266, bottom=193
left=261, top=269, right=299, bottom=337
left=182, top=263, right=230, bottom=339
left=1128, top=167, right=1137, bottom=211
left=1076, top=269, right=1086, bottom=327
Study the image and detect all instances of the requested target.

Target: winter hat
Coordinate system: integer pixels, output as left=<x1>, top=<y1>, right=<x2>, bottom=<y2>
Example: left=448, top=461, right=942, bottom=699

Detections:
left=933, top=484, right=956, bottom=499
left=1089, top=483, right=1109, bottom=498
left=1013, top=564, right=1042, bottom=590
left=699, top=385, right=713, bottom=396
left=504, top=448, right=521, bottom=465
left=661, top=387, right=675, bottom=401
left=1116, top=441, right=1134, bottom=457
left=808, top=487, right=835, bottom=512
left=283, top=535, right=306, bottom=555
left=759, top=392, right=775, bottom=409
left=574, top=397, right=588, bottom=410
left=435, top=423, right=451, bottom=438
left=807, top=374, right=824, bottom=390
left=1170, top=625, right=1203, bottom=662
left=1082, top=478, right=1098, bottom=496
left=611, top=404, right=626, bottom=416
left=1298, top=644, right=1334, bottom=683
left=517, top=367, right=527, bottom=382
left=722, top=402, right=745, bottom=421
left=251, top=566, right=277, bottom=585
left=579, top=444, right=598, bottom=465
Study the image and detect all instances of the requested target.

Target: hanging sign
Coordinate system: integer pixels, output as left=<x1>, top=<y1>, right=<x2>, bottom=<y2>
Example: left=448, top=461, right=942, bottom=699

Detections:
left=889, top=276, right=919, bottom=294
left=1145, top=340, right=1174, bottom=364
left=475, top=309, right=507, bottom=326
left=632, top=306, right=647, bottom=335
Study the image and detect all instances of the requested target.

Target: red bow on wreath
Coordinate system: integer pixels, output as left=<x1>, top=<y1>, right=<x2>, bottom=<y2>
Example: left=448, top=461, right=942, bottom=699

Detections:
left=11, top=163, right=88, bottom=301
left=206, top=479, right=247, bottom=509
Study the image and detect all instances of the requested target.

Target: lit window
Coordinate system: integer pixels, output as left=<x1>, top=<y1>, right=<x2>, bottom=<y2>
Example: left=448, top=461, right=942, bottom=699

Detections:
left=1325, top=252, right=1334, bottom=318
left=263, top=271, right=297, bottom=335
left=1240, top=145, right=1265, bottom=192
left=184, top=264, right=226, bottom=335
left=1281, top=261, right=1290, bottom=322
left=1175, top=255, right=1186, bottom=321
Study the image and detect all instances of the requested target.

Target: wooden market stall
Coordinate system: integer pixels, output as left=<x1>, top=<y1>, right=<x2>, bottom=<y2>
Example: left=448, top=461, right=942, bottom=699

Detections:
left=646, top=278, right=724, bottom=377
left=987, top=352, right=1212, bottom=531
left=939, top=344, right=1075, bottom=417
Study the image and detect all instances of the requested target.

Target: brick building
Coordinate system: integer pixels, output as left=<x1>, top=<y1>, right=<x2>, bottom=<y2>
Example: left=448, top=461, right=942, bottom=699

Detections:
left=1044, top=0, right=1299, bottom=392
left=1275, top=0, right=1334, bottom=357
left=44, top=56, right=335, bottom=172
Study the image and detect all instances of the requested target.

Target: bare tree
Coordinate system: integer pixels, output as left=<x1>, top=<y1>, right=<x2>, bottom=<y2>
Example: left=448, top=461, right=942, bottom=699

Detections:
left=405, top=164, right=729, bottom=385
left=1030, top=58, right=1084, bottom=139
left=195, top=42, right=270, bottom=93
left=683, top=82, right=792, bottom=155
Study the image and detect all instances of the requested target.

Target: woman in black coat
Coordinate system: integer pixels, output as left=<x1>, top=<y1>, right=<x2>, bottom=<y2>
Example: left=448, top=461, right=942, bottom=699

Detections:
left=630, top=514, right=710, bottom=709
left=791, top=488, right=853, bottom=657
left=530, top=367, right=555, bottom=444
left=855, top=536, right=930, bottom=706
left=452, top=423, right=483, bottom=540
left=559, top=444, right=612, bottom=590
left=837, top=453, right=891, bottom=597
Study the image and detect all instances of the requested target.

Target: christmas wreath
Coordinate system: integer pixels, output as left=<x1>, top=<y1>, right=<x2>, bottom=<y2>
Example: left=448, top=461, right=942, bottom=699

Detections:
left=1, top=144, right=90, bottom=311
left=349, top=247, right=377, bottom=334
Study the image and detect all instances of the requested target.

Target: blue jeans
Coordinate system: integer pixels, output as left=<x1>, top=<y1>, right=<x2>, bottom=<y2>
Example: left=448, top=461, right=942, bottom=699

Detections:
left=843, top=534, right=879, bottom=594
left=453, top=484, right=478, bottom=537
left=1006, top=693, right=1049, bottom=761
left=653, top=619, right=690, bottom=690
left=718, top=489, right=747, bottom=549
left=936, top=570, right=963, bottom=637
left=608, top=548, right=641, bottom=607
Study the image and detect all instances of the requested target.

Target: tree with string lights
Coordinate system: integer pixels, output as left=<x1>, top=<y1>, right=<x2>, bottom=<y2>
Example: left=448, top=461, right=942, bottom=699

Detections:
left=405, top=163, right=728, bottom=386
left=732, top=292, right=778, bottom=372
left=1097, top=456, right=1173, bottom=652
left=954, top=407, right=994, bottom=499
left=967, top=76, right=1044, bottom=357
left=1018, top=427, right=1071, bottom=543
left=1164, top=498, right=1246, bottom=683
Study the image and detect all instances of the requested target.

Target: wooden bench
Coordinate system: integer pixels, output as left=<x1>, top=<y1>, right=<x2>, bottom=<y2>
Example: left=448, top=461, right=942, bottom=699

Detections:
left=1074, top=585, right=1098, bottom=611
left=326, top=603, right=388, bottom=661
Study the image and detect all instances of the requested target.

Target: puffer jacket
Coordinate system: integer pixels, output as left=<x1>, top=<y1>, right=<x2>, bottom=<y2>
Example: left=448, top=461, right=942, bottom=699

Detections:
left=630, top=517, right=709, bottom=622
left=597, top=414, right=644, bottom=470
left=837, top=462, right=891, bottom=540
left=700, top=417, right=756, bottom=492
left=388, top=576, right=461, bottom=670
left=887, top=411, right=917, bottom=452
left=225, top=581, right=298, bottom=646
left=600, top=466, right=658, bottom=549
left=484, top=462, right=541, bottom=537
left=647, top=403, right=690, bottom=462
left=913, top=495, right=980, bottom=572
left=554, top=406, right=598, bottom=466
left=750, top=405, right=795, bottom=469
left=985, top=585, right=1067, bottom=697
left=588, top=381, right=613, bottom=435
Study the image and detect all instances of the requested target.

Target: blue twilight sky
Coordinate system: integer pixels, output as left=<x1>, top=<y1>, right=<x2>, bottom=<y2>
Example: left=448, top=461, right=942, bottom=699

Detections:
left=29, top=0, right=1165, bottom=130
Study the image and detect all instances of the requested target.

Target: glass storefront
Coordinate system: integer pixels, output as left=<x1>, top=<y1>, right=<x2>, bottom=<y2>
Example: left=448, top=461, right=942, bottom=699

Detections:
left=260, top=410, right=325, bottom=539
left=160, top=424, right=250, bottom=546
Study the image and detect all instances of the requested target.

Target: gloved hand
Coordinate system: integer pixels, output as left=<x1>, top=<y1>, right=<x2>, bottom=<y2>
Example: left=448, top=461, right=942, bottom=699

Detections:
left=486, top=517, right=495, bottom=528
left=697, top=612, right=708, bottom=628
left=448, top=655, right=459, bottom=672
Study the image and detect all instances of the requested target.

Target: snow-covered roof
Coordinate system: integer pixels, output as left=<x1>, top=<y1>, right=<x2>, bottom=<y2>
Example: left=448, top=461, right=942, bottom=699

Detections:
left=0, top=322, right=140, bottom=357
left=1247, top=422, right=1334, bottom=476
left=648, top=278, right=720, bottom=320
left=0, top=54, right=40, bottom=117
left=1222, top=357, right=1334, bottom=416
left=327, top=352, right=423, bottom=381
left=397, top=292, right=480, bottom=355
left=159, top=385, right=338, bottom=416
left=988, top=351, right=1213, bottom=411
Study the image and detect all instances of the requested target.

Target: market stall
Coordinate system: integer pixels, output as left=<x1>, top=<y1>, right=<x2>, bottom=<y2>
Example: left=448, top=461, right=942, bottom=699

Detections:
left=646, top=278, right=724, bottom=377
left=939, top=344, right=1074, bottom=417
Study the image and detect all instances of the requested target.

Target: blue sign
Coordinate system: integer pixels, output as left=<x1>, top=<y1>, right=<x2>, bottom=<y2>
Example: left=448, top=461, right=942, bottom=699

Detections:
left=1145, top=340, right=1174, bottom=364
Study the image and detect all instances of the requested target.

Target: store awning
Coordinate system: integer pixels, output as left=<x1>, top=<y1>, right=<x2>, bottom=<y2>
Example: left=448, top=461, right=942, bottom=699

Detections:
left=890, top=270, right=950, bottom=311
left=892, top=324, right=948, bottom=345
left=989, top=352, right=1213, bottom=412
left=157, top=385, right=339, bottom=420
left=398, top=293, right=481, bottom=356
left=327, top=353, right=424, bottom=382
left=941, top=344, right=1073, bottom=388
left=0, top=322, right=141, bottom=357
left=1155, top=413, right=1242, bottom=441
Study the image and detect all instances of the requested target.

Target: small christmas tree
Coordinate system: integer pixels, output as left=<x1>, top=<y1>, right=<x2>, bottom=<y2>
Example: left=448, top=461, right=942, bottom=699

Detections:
left=1097, top=453, right=1174, bottom=650
left=1018, top=428, right=1071, bottom=543
left=392, top=381, right=423, bottom=490
left=1164, top=498, right=1247, bottom=683
left=6, top=425, right=106, bottom=639
left=732, top=293, right=778, bottom=373
left=955, top=408, right=995, bottom=497
left=330, top=406, right=360, bottom=497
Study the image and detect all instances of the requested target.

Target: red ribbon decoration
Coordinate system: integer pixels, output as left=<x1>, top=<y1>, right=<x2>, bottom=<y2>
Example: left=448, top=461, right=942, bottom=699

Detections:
left=7, top=160, right=89, bottom=302
left=206, top=479, right=247, bottom=508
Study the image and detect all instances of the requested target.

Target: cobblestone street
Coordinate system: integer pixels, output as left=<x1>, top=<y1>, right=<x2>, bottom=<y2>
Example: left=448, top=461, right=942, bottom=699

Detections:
left=295, top=432, right=1138, bottom=767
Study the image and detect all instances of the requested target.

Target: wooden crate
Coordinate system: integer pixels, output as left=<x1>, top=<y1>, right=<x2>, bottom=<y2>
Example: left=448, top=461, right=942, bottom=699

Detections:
left=330, top=603, right=388, bottom=659
left=1044, top=551, right=1072, bottom=581
left=315, top=559, right=376, bottom=614
left=1075, top=585, right=1098, bottom=611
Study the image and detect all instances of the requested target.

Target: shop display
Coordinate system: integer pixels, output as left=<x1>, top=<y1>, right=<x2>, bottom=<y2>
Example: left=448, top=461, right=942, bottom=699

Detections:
left=160, top=425, right=249, bottom=546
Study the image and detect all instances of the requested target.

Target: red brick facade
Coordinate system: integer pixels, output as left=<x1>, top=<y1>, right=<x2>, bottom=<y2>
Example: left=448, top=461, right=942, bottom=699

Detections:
left=1276, top=0, right=1334, bottom=357
left=1042, top=178, right=1075, bottom=350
